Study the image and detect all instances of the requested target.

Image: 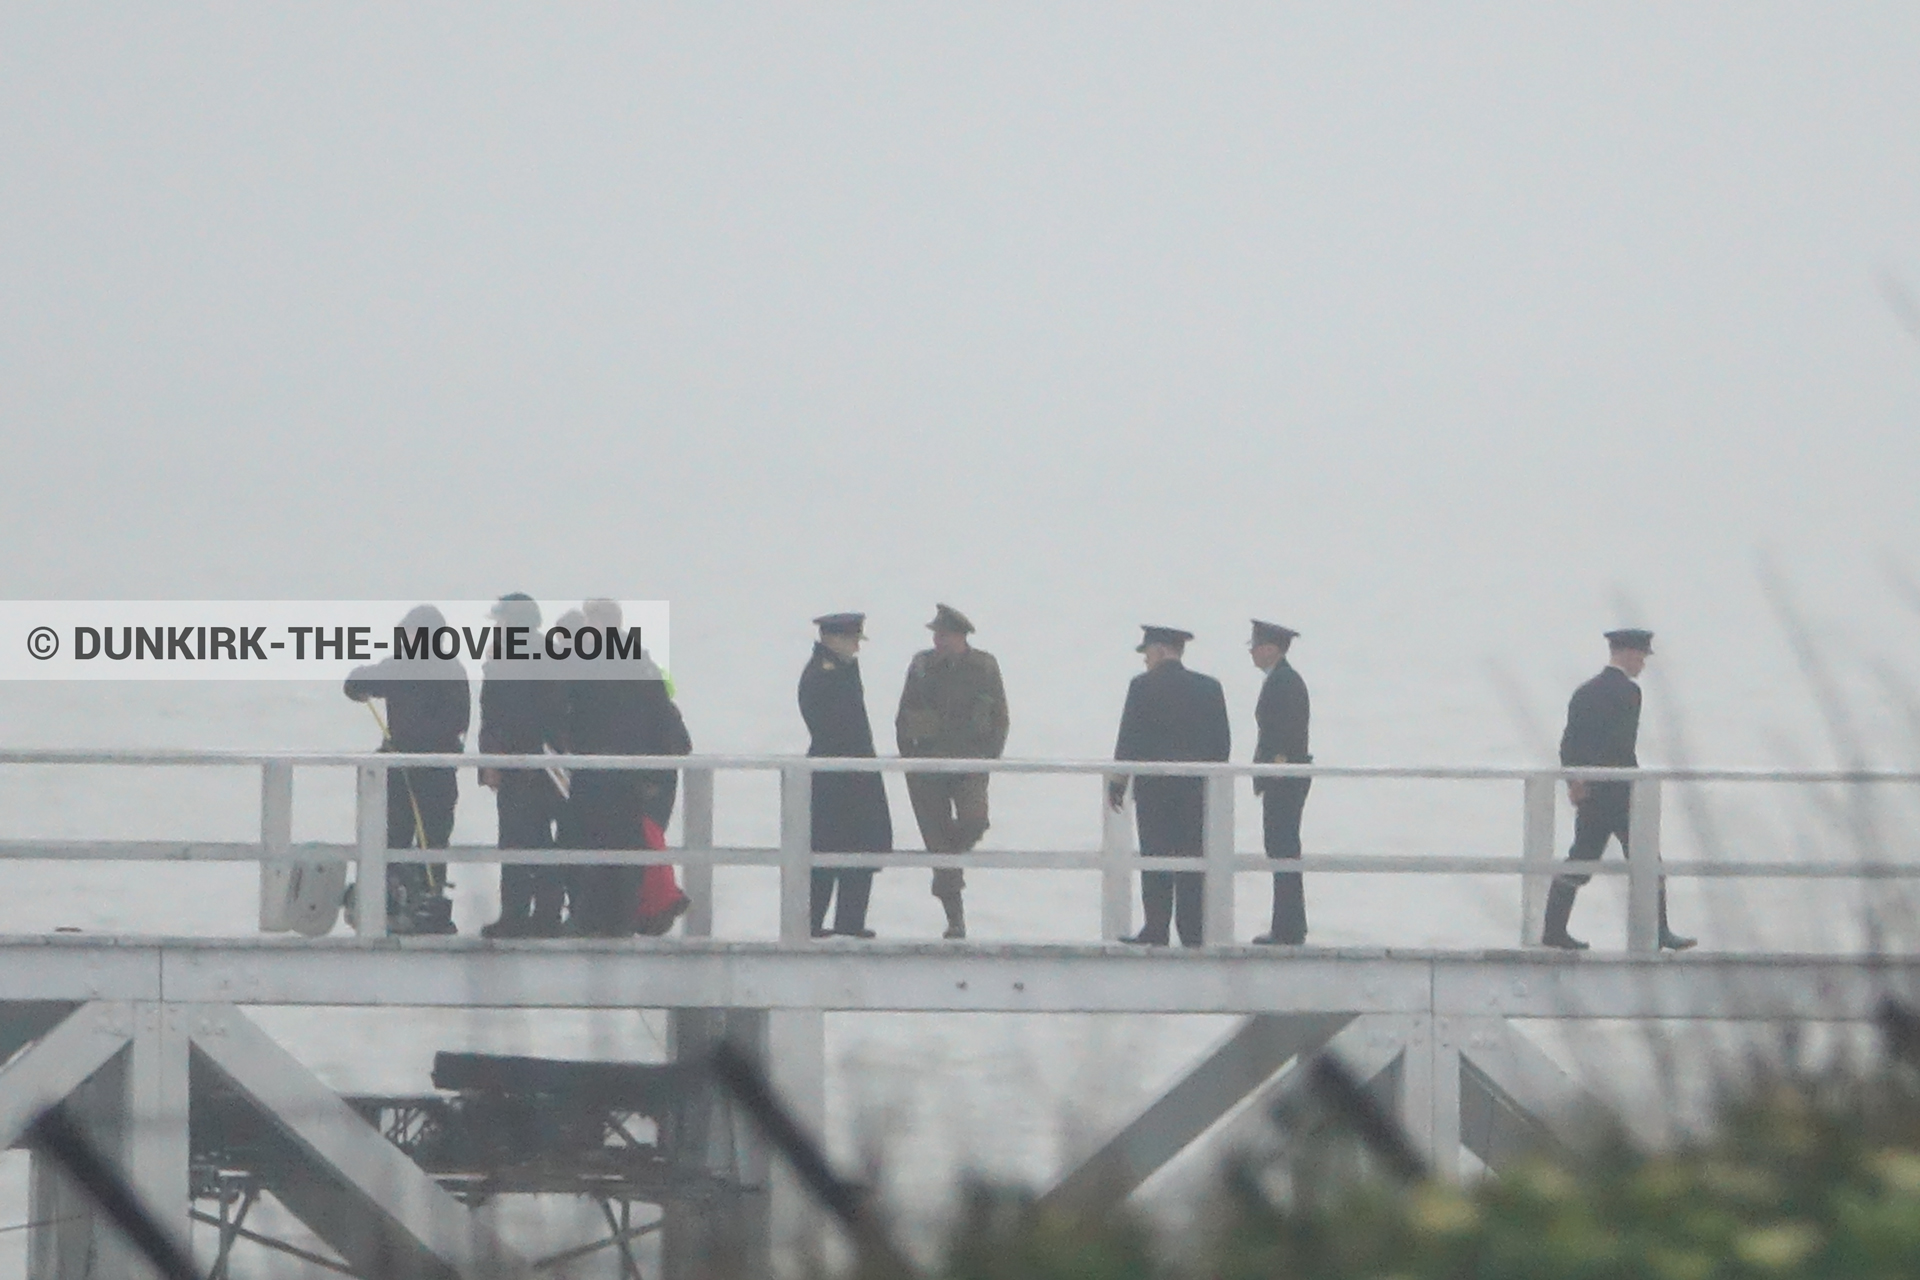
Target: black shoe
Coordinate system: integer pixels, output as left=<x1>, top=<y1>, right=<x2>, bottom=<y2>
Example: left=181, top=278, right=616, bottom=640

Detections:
left=480, top=917, right=529, bottom=939
left=1121, top=931, right=1169, bottom=946
left=834, top=927, right=877, bottom=939
left=810, top=926, right=834, bottom=938
left=1251, top=932, right=1305, bottom=946
left=1660, top=931, right=1697, bottom=952
left=1542, top=930, right=1589, bottom=951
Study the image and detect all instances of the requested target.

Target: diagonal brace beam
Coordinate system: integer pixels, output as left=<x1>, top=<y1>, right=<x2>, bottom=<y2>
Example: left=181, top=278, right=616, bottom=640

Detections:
left=1458, top=1019, right=1593, bottom=1169
left=1042, top=1013, right=1353, bottom=1212
left=189, top=1004, right=528, bottom=1279
left=1127, top=1012, right=1421, bottom=1198
left=0, top=1002, right=131, bottom=1150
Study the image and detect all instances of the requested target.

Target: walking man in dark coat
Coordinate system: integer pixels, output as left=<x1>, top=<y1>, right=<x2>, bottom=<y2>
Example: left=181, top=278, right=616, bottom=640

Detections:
left=1542, top=628, right=1695, bottom=951
left=564, top=599, right=693, bottom=937
left=1108, top=625, right=1231, bottom=947
left=800, top=613, right=892, bottom=938
left=1249, top=620, right=1310, bottom=945
left=896, top=603, right=1010, bottom=940
left=478, top=593, right=569, bottom=938
left=344, top=602, right=469, bottom=935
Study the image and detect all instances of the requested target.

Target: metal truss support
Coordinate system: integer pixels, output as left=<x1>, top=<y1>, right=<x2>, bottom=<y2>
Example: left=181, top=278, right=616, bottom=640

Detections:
left=1045, top=1014, right=1415, bottom=1209
left=1043, top=1014, right=1353, bottom=1212
left=114, top=1003, right=192, bottom=1278
left=0, top=1003, right=132, bottom=1150
left=1203, top=1013, right=1420, bottom=1197
left=6, top=1002, right=189, bottom=1278
left=1457, top=1019, right=1590, bottom=1169
left=0, top=1003, right=79, bottom=1069
left=28, top=1048, right=128, bottom=1280
left=187, top=1003, right=529, bottom=1279
left=664, top=1007, right=769, bottom=1280
left=1399, top=1015, right=1462, bottom=1181
left=765, top=1007, right=826, bottom=1265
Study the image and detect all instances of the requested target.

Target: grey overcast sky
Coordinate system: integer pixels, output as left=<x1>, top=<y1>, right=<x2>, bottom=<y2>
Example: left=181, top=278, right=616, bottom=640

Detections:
left=3, top=5, right=1919, bottom=761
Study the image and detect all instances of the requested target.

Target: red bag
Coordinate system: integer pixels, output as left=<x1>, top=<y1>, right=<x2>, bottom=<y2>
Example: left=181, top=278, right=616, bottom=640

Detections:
left=636, top=816, right=691, bottom=935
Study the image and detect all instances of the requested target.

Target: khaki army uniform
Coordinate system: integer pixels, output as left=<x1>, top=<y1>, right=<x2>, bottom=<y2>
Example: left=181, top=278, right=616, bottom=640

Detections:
left=896, top=645, right=1010, bottom=927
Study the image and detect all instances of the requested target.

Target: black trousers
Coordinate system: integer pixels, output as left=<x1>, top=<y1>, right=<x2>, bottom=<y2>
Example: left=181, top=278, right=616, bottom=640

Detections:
left=386, top=766, right=456, bottom=901
left=1260, top=777, right=1311, bottom=942
left=1559, top=784, right=1630, bottom=886
left=810, top=869, right=875, bottom=934
left=1548, top=783, right=1681, bottom=940
left=567, top=771, right=644, bottom=936
left=496, top=771, right=563, bottom=928
left=1136, top=777, right=1205, bottom=946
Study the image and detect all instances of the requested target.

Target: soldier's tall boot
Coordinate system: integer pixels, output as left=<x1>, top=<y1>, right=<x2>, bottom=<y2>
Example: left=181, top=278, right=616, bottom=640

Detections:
left=932, top=866, right=966, bottom=940
left=1541, top=878, right=1588, bottom=951
left=938, top=892, right=966, bottom=940
left=1657, top=878, right=1696, bottom=951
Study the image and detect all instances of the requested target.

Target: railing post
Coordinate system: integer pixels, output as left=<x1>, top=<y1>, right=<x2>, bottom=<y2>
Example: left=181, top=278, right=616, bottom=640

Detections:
left=779, top=765, right=812, bottom=943
left=257, top=761, right=295, bottom=932
left=1101, top=782, right=1133, bottom=941
left=355, top=763, right=389, bottom=937
left=1520, top=774, right=1555, bottom=946
left=682, top=767, right=716, bottom=938
left=1202, top=771, right=1236, bottom=946
left=1627, top=776, right=1661, bottom=953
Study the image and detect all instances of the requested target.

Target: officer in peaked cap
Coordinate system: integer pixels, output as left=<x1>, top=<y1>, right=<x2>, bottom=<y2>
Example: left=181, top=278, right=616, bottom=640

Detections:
left=1544, top=627, right=1694, bottom=952
left=896, top=603, right=1010, bottom=940
left=929, top=604, right=972, bottom=635
left=1248, top=620, right=1311, bottom=945
left=814, top=613, right=866, bottom=637
left=799, top=613, right=892, bottom=938
left=1108, top=625, right=1231, bottom=946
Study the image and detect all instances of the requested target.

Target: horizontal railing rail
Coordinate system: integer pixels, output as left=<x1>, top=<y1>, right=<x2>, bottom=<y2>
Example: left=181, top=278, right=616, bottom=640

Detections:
left=0, top=749, right=1911, bottom=947
left=3, top=746, right=1919, bottom=783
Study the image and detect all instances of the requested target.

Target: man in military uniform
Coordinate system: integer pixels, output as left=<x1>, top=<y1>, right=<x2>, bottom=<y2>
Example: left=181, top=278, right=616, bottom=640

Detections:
left=478, top=593, right=569, bottom=938
left=800, top=613, right=892, bottom=938
left=1249, top=620, right=1310, bottom=945
left=1543, top=628, right=1696, bottom=952
left=1108, top=626, right=1231, bottom=947
left=896, top=604, right=1010, bottom=940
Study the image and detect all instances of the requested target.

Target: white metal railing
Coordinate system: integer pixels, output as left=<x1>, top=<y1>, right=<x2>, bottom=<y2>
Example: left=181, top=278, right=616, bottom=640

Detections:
left=0, top=749, right=1916, bottom=949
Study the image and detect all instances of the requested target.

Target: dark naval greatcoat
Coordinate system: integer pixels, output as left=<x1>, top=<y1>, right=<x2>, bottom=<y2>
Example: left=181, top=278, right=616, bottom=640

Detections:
left=1559, top=665, right=1640, bottom=806
left=799, top=643, right=893, bottom=854
left=1112, top=660, right=1231, bottom=855
left=1252, top=659, right=1311, bottom=782
left=1556, top=663, right=1642, bottom=877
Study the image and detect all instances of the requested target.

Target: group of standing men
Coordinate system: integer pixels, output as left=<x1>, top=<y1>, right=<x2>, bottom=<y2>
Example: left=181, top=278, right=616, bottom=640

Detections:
left=1091, top=620, right=1690, bottom=949
left=796, top=610, right=1311, bottom=946
left=343, top=596, right=691, bottom=937
left=800, top=604, right=1010, bottom=940
left=1103, top=620, right=1312, bottom=947
left=343, top=592, right=1692, bottom=952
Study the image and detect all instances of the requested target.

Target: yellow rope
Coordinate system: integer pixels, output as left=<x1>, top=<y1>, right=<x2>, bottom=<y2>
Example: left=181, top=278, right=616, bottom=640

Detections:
left=364, top=700, right=436, bottom=889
